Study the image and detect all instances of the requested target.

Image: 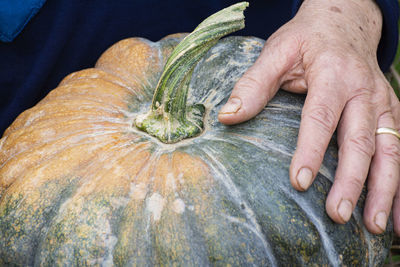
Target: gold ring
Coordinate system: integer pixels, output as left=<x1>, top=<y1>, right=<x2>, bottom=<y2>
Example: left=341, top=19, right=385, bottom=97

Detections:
left=376, top=127, right=400, bottom=140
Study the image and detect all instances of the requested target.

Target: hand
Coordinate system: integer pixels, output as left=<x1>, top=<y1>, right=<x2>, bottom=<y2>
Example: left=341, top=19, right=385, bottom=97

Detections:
left=218, top=0, right=400, bottom=234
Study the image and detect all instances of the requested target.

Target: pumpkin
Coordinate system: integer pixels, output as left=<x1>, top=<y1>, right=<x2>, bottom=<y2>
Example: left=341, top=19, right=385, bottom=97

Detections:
left=0, top=3, right=392, bottom=266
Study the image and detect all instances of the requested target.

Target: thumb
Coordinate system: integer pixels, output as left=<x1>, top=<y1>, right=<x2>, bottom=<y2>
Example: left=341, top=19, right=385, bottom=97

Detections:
left=218, top=37, right=299, bottom=125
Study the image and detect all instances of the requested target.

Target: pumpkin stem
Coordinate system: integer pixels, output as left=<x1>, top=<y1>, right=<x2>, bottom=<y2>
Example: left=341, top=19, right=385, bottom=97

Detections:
left=135, top=2, right=248, bottom=143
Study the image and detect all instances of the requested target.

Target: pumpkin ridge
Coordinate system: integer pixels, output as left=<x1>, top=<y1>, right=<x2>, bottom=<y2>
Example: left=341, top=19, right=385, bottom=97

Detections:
left=34, top=143, right=153, bottom=265
left=0, top=131, right=123, bottom=188
left=0, top=138, right=138, bottom=265
left=57, top=68, right=147, bottom=103
left=94, top=65, right=156, bottom=102
left=10, top=106, right=127, bottom=125
left=276, top=182, right=341, bottom=265
left=112, top=151, right=217, bottom=266
left=41, top=84, right=133, bottom=110
left=202, top=129, right=294, bottom=162
left=48, top=77, right=133, bottom=98
left=2, top=71, right=136, bottom=137
left=219, top=131, right=294, bottom=158
left=95, top=37, right=163, bottom=99
left=1, top=98, right=128, bottom=143
left=195, top=145, right=278, bottom=265
left=35, top=96, right=128, bottom=116
left=58, top=69, right=134, bottom=93
left=6, top=104, right=127, bottom=131
left=62, top=141, right=151, bottom=197
left=197, top=139, right=327, bottom=265
left=0, top=176, right=81, bottom=266
left=1, top=125, right=127, bottom=166
left=4, top=134, right=132, bottom=195
left=0, top=119, right=127, bottom=160
left=42, top=96, right=129, bottom=115
left=200, top=134, right=374, bottom=265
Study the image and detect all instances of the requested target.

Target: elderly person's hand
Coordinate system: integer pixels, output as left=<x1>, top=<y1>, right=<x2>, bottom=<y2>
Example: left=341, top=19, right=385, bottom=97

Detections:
left=218, top=0, right=400, bottom=235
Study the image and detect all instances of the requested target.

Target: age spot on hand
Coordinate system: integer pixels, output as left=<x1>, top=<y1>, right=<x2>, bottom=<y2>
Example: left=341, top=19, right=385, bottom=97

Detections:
left=329, top=6, right=342, bottom=13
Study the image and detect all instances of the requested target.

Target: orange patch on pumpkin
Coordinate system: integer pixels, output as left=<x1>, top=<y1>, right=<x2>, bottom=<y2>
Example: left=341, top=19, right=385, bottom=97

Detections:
left=0, top=131, right=120, bottom=188
left=76, top=142, right=152, bottom=197
left=95, top=38, right=162, bottom=93
left=171, top=151, right=212, bottom=186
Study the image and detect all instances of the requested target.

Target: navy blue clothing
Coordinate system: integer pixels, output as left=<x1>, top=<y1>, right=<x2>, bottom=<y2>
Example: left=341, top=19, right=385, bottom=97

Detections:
left=0, top=1, right=398, bottom=136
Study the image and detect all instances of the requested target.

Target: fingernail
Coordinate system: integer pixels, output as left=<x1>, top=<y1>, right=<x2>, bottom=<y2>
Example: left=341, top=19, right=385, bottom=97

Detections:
left=219, top=98, right=241, bottom=114
left=374, top=211, right=387, bottom=231
left=338, top=199, right=353, bottom=222
left=296, top=167, right=313, bottom=190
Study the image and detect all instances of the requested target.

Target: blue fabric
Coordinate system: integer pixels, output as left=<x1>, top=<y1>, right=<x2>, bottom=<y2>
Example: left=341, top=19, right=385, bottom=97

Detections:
left=375, top=0, right=400, bottom=72
left=291, top=0, right=399, bottom=73
left=0, top=0, right=46, bottom=42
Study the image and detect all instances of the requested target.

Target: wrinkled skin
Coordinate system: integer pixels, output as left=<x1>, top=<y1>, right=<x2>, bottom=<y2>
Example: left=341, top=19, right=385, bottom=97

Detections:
left=219, top=0, right=400, bottom=235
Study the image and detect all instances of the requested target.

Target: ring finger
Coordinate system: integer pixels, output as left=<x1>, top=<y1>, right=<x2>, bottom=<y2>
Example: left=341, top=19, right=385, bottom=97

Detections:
left=364, top=110, right=400, bottom=234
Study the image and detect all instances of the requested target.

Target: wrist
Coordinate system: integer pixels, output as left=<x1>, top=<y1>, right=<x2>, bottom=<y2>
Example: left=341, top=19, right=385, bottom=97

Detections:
left=297, top=0, right=383, bottom=50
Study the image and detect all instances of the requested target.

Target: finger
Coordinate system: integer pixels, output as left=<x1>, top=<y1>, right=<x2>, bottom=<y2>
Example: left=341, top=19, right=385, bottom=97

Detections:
left=393, top=183, right=400, bottom=235
left=385, top=83, right=400, bottom=235
left=289, top=68, right=346, bottom=192
left=389, top=89, right=400, bottom=235
left=364, top=111, right=400, bottom=234
left=389, top=85, right=400, bottom=123
left=218, top=36, right=300, bottom=125
left=325, top=89, right=376, bottom=224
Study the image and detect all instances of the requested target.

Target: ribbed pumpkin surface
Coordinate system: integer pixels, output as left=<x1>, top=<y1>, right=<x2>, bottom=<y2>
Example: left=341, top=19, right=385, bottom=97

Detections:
left=0, top=34, right=392, bottom=266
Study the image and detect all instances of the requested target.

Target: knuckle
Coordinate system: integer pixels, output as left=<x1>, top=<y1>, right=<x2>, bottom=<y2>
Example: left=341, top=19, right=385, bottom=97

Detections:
left=350, top=86, right=374, bottom=99
left=303, top=103, right=338, bottom=135
left=348, top=176, right=364, bottom=194
left=377, top=110, right=394, bottom=123
left=336, top=174, right=365, bottom=199
left=236, top=74, right=264, bottom=92
left=346, top=176, right=365, bottom=194
left=342, top=131, right=375, bottom=158
left=379, top=142, right=400, bottom=165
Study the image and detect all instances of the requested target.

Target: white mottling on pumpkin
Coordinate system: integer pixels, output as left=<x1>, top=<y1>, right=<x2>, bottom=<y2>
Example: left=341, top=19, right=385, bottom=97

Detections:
left=147, top=192, right=165, bottom=221
left=112, top=165, right=124, bottom=176
left=101, top=220, right=118, bottom=267
left=24, top=110, right=45, bottom=127
left=135, top=112, right=148, bottom=125
left=177, top=173, right=184, bottom=184
left=241, top=39, right=260, bottom=52
left=110, top=197, right=129, bottom=209
left=202, top=89, right=218, bottom=107
left=131, top=183, right=147, bottom=200
left=172, top=198, right=185, bottom=214
left=165, top=172, right=176, bottom=190
left=87, top=216, right=118, bottom=266
left=204, top=53, right=219, bottom=62
left=0, top=135, right=6, bottom=151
